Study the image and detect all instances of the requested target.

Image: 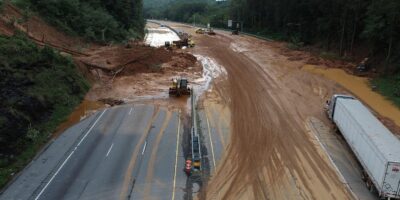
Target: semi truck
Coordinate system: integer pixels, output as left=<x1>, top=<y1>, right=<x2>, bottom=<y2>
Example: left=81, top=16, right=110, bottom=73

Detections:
left=327, top=94, right=400, bottom=199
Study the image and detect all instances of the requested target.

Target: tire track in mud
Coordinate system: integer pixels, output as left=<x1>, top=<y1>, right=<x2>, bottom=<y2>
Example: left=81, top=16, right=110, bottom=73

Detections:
left=204, top=106, right=226, bottom=149
left=194, top=34, right=353, bottom=199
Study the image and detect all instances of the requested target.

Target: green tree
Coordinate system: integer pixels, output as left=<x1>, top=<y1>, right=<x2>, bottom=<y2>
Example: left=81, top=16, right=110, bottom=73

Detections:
left=363, top=0, right=400, bottom=70
left=24, top=0, right=144, bottom=41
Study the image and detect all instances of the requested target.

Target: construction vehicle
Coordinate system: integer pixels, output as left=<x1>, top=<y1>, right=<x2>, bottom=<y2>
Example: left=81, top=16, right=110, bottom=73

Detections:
left=169, top=78, right=191, bottom=96
left=192, top=135, right=201, bottom=170
left=173, top=39, right=187, bottom=48
left=188, top=39, right=195, bottom=47
left=195, top=28, right=205, bottom=34
left=231, top=21, right=241, bottom=35
left=172, top=38, right=195, bottom=48
left=164, top=41, right=172, bottom=50
left=206, top=28, right=216, bottom=35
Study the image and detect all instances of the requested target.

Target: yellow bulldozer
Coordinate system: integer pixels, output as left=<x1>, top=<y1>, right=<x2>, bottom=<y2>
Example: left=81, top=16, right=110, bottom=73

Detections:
left=169, top=78, right=191, bottom=96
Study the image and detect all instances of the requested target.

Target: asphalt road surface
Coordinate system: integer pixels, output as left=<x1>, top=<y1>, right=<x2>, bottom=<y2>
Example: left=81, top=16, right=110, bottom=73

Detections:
left=0, top=105, right=196, bottom=200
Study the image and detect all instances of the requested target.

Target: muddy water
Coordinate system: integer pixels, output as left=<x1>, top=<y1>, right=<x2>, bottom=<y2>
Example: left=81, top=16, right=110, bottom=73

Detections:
left=192, top=55, right=227, bottom=99
left=144, top=27, right=180, bottom=47
left=303, top=65, right=400, bottom=127
left=53, top=100, right=104, bottom=138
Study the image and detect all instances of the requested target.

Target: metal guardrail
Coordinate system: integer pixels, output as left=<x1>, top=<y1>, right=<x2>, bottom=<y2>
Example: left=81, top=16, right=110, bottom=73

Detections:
left=191, top=90, right=198, bottom=137
left=190, top=89, right=202, bottom=171
left=147, top=20, right=183, bottom=40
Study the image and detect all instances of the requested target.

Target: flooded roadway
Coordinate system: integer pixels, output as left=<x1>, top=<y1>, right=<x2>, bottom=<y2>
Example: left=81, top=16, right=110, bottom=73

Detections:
left=303, top=65, right=400, bottom=128
left=145, top=22, right=180, bottom=47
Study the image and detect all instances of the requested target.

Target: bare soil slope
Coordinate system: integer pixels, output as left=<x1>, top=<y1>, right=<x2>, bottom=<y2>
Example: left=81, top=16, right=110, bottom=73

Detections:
left=0, top=4, right=90, bottom=54
left=0, top=5, right=201, bottom=104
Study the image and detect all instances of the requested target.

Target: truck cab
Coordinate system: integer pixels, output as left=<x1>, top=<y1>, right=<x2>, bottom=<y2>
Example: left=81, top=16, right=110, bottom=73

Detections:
left=327, top=94, right=354, bottom=120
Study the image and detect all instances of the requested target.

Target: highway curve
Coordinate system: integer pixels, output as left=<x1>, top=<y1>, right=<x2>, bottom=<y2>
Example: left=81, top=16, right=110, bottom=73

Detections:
left=164, top=22, right=355, bottom=199
left=1, top=21, right=376, bottom=200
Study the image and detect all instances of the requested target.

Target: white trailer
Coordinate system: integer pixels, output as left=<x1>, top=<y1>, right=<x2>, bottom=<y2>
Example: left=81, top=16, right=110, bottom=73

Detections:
left=328, top=94, right=400, bottom=199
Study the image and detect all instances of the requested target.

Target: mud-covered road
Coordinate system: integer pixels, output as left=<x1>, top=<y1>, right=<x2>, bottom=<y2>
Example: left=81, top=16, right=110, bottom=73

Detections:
left=163, top=22, right=366, bottom=199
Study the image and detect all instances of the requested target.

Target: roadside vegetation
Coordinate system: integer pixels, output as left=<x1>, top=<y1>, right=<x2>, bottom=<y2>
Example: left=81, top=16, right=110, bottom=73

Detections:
left=13, top=0, right=145, bottom=42
left=0, top=33, right=89, bottom=187
left=372, top=75, right=400, bottom=108
left=144, top=0, right=400, bottom=107
left=145, top=0, right=229, bottom=28
left=0, top=0, right=146, bottom=188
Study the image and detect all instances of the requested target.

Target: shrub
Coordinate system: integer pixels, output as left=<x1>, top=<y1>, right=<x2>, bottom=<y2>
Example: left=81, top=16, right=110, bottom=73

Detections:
left=0, top=33, right=89, bottom=157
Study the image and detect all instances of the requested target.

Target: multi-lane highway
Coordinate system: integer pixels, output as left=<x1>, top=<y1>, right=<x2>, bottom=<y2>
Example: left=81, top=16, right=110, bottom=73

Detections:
left=0, top=103, right=229, bottom=200
left=1, top=105, right=184, bottom=200
left=0, top=22, right=232, bottom=200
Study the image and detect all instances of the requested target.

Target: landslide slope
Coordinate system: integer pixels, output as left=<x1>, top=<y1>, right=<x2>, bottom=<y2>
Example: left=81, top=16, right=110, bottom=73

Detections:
left=0, top=3, right=93, bottom=187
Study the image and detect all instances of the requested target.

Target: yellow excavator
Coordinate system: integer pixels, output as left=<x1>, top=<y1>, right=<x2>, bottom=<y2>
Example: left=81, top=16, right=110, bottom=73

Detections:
left=169, top=78, right=191, bottom=96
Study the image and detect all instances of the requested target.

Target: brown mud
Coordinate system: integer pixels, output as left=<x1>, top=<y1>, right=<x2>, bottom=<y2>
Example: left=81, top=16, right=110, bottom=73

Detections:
left=52, top=100, right=104, bottom=138
left=303, top=65, right=400, bottom=135
left=195, top=34, right=352, bottom=200
left=82, top=47, right=201, bottom=102
left=163, top=21, right=400, bottom=199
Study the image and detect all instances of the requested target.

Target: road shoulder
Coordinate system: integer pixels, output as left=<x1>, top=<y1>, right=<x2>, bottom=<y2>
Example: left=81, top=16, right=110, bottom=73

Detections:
left=0, top=112, right=104, bottom=200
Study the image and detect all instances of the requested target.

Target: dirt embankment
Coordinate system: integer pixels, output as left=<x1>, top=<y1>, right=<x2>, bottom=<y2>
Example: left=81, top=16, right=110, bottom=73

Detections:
left=82, top=44, right=202, bottom=102
left=0, top=3, right=92, bottom=55
left=0, top=4, right=201, bottom=104
left=0, top=5, right=201, bottom=136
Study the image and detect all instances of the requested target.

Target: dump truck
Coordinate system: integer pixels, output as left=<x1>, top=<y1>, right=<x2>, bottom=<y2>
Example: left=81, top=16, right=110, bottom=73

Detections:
left=327, top=94, right=400, bottom=199
left=169, top=78, right=191, bottom=96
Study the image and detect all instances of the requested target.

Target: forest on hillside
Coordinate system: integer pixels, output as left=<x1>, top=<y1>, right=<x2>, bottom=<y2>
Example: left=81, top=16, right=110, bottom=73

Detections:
left=13, top=0, right=145, bottom=42
left=145, top=0, right=400, bottom=74
left=0, top=33, right=89, bottom=186
left=145, top=0, right=229, bottom=28
left=0, top=0, right=145, bottom=187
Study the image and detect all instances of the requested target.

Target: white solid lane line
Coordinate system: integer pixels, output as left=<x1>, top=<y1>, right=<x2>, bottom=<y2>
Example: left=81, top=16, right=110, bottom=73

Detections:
left=34, top=109, right=107, bottom=200
left=206, top=112, right=216, bottom=169
left=129, top=107, right=133, bottom=115
left=141, top=141, right=147, bottom=155
left=106, top=143, right=114, bottom=157
left=77, top=109, right=107, bottom=147
left=171, top=113, right=181, bottom=200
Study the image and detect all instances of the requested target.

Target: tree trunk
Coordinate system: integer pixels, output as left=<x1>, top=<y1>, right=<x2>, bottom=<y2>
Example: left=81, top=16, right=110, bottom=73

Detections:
left=339, top=10, right=347, bottom=56
left=350, top=10, right=358, bottom=54
left=385, top=12, right=397, bottom=73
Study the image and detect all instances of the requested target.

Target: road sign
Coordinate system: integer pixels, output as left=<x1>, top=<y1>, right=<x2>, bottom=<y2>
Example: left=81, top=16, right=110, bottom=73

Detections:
left=228, top=20, right=232, bottom=27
